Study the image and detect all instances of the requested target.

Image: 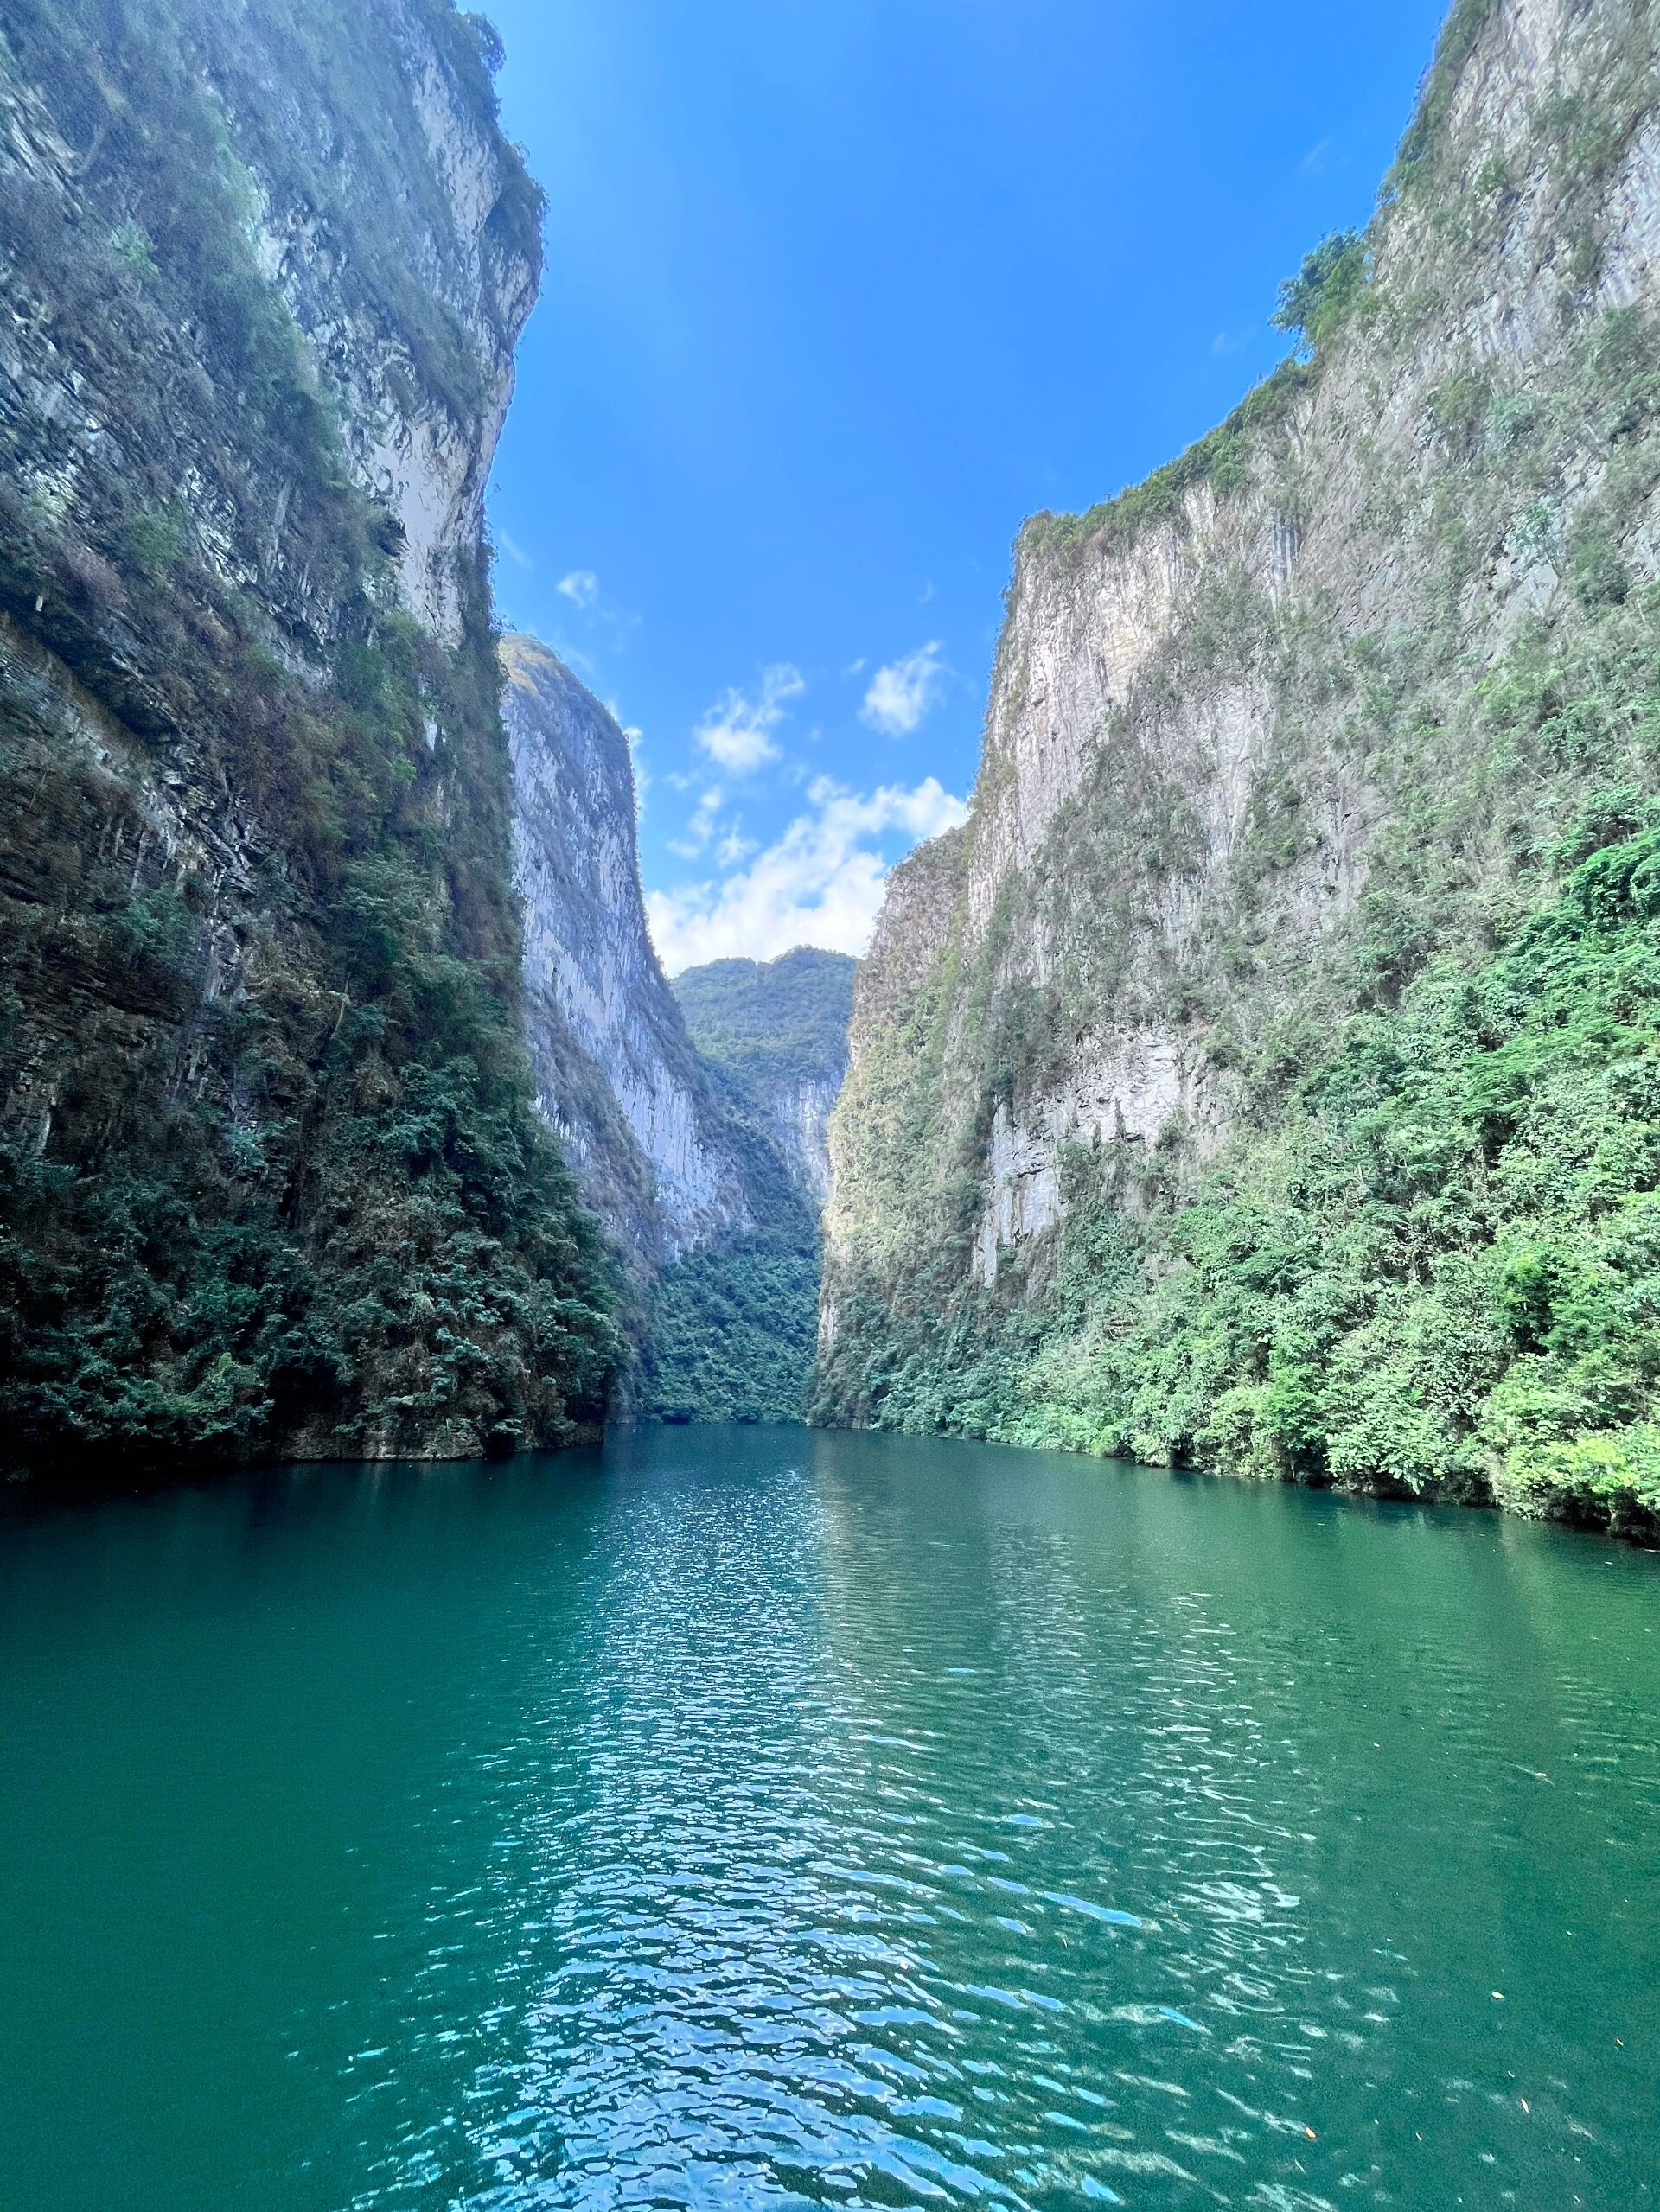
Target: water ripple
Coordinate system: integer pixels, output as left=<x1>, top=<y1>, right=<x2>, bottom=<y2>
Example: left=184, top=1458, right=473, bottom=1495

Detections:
left=3, top=1429, right=1657, bottom=2211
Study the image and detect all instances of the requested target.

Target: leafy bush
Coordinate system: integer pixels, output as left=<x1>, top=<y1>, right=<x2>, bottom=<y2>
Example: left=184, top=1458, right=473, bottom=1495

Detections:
left=1273, top=231, right=1370, bottom=353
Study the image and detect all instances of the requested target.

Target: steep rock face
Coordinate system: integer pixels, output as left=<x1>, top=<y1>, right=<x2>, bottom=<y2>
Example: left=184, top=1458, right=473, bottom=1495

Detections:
left=821, top=0, right=1660, bottom=1533
left=499, top=639, right=837, bottom=1425
left=672, top=947, right=858, bottom=1206
left=501, top=636, right=750, bottom=1262
left=0, top=0, right=615, bottom=1469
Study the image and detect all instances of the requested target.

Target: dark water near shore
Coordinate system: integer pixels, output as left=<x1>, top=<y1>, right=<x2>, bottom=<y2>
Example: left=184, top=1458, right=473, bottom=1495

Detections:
left=1, top=1427, right=1657, bottom=2211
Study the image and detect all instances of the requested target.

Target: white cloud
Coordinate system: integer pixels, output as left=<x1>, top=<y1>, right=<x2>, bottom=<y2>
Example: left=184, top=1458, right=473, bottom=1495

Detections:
left=717, top=825, right=758, bottom=867
left=861, top=641, right=945, bottom=736
left=668, top=784, right=725, bottom=857
left=646, top=773, right=967, bottom=972
left=693, top=663, right=804, bottom=774
left=557, top=569, right=599, bottom=608
left=497, top=532, right=533, bottom=570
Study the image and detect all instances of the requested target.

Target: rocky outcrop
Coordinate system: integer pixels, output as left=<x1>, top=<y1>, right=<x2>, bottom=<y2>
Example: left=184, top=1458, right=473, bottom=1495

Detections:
left=819, top=0, right=1660, bottom=1530
left=502, top=636, right=751, bottom=1263
left=0, top=0, right=616, bottom=1470
left=770, top=1074, right=845, bottom=1208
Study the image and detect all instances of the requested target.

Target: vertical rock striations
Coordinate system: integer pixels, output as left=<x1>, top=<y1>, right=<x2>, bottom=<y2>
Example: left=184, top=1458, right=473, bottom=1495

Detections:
left=0, top=0, right=616, bottom=1472
left=820, top=0, right=1660, bottom=1537
left=501, top=634, right=751, bottom=1264
left=501, top=639, right=857, bottom=1424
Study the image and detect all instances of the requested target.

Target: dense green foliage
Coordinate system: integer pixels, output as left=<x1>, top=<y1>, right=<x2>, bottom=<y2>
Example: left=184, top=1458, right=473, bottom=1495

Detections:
left=820, top=775, right=1660, bottom=1542
left=672, top=947, right=857, bottom=1100
left=637, top=1068, right=823, bottom=1426
left=639, top=1235, right=822, bottom=1426
left=0, top=0, right=616, bottom=1472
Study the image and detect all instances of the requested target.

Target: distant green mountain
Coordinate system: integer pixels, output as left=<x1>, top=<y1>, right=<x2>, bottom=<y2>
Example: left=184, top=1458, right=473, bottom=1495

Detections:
left=622, top=949, right=857, bottom=1427
left=674, top=950, right=858, bottom=1203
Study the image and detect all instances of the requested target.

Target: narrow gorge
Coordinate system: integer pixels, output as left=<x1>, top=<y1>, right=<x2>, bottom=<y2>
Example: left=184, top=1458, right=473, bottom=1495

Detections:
left=818, top=0, right=1660, bottom=1539
left=502, top=634, right=852, bottom=1425
left=4, top=0, right=1659, bottom=1540
left=3, top=7, right=1658, bottom=2205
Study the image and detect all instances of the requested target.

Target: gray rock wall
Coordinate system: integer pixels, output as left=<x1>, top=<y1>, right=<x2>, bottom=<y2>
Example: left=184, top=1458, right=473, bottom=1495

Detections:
left=0, top=0, right=618, bottom=1467
left=824, top=0, right=1660, bottom=1380
left=501, top=637, right=752, bottom=1265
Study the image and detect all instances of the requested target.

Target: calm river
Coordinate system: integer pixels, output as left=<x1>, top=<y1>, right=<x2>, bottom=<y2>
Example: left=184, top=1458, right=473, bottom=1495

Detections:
left=1, top=1426, right=1656, bottom=2210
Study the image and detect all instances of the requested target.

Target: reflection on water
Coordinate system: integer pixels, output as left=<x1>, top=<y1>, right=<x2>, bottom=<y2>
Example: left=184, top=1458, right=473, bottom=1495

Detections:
left=0, top=1426, right=1656, bottom=2211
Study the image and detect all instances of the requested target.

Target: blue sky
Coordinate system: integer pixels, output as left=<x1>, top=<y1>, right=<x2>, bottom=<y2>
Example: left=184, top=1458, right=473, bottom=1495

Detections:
left=482, top=0, right=1449, bottom=972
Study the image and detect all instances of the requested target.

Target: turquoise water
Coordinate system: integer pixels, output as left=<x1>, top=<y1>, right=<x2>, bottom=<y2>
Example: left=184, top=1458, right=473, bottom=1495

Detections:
left=0, top=1426, right=1656, bottom=2211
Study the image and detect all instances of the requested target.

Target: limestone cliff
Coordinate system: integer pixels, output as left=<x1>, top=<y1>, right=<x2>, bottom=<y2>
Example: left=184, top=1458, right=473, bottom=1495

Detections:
left=820, top=0, right=1660, bottom=1537
left=499, top=638, right=847, bottom=1424
left=501, top=635, right=751, bottom=1264
left=0, top=0, right=615, bottom=1470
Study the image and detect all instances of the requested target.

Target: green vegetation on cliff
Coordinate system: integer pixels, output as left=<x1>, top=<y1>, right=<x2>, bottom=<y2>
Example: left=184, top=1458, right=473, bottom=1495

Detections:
left=635, top=1091, right=819, bottom=1428
left=820, top=733, right=1660, bottom=1540
left=0, top=0, right=616, bottom=1472
left=674, top=948, right=858, bottom=1109
left=635, top=950, right=856, bottom=1425
left=817, top=0, right=1660, bottom=1539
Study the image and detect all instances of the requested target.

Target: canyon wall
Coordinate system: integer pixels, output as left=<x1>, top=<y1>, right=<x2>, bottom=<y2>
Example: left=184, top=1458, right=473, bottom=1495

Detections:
left=502, top=635, right=753, bottom=1265
left=501, top=640, right=852, bottom=1421
left=820, top=0, right=1660, bottom=1536
left=0, top=0, right=615, bottom=1469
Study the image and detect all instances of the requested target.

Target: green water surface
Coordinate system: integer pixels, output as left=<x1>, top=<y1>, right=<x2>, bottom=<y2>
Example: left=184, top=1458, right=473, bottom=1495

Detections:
left=0, top=1426, right=1656, bottom=2209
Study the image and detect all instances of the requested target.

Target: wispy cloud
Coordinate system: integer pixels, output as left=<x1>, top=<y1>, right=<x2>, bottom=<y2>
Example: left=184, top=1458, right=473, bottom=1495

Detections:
left=557, top=569, right=599, bottom=608
left=1299, top=136, right=1334, bottom=176
left=693, top=663, right=804, bottom=774
left=497, top=531, right=533, bottom=570
left=668, top=785, right=725, bottom=857
left=717, top=825, right=757, bottom=867
left=861, top=641, right=945, bottom=736
left=646, top=774, right=967, bottom=972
